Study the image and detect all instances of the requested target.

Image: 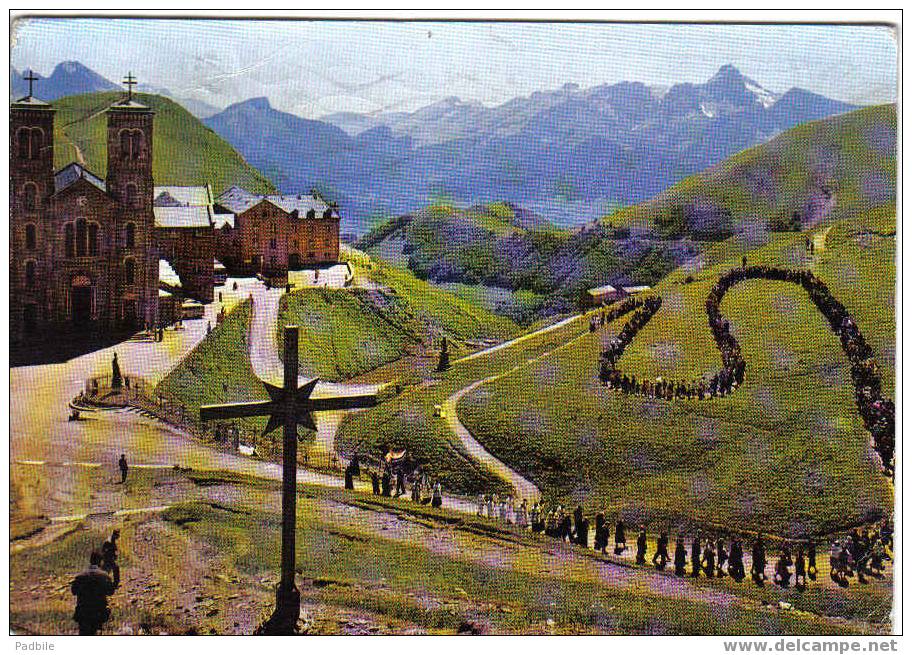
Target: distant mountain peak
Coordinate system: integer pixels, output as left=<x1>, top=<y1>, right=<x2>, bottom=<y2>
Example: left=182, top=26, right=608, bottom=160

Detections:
left=234, top=96, right=272, bottom=111
left=711, top=63, right=744, bottom=82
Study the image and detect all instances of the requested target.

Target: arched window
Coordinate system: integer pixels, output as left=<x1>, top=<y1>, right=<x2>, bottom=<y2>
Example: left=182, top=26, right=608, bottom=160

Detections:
left=120, top=129, right=144, bottom=160
left=65, top=223, right=75, bottom=257
left=125, top=183, right=139, bottom=209
left=125, top=222, right=136, bottom=249
left=75, top=219, right=87, bottom=257
left=24, top=260, right=36, bottom=287
left=131, top=131, right=143, bottom=160
left=22, top=183, right=38, bottom=212
left=88, top=223, right=99, bottom=256
left=17, top=127, right=30, bottom=159
left=16, top=127, right=43, bottom=160
left=29, top=129, right=43, bottom=160
left=124, top=258, right=136, bottom=285
left=120, top=130, right=132, bottom=160
left=24, top=223, right=37, bottom=250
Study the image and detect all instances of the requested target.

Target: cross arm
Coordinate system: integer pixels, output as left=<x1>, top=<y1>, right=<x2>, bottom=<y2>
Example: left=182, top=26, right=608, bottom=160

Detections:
left=200, top=399, right=274, bottom=422
left=306, top=394, right=379, bottom=412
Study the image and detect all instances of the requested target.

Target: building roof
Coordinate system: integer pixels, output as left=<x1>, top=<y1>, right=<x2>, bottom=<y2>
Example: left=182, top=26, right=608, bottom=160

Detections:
left=153, top=205, right=213, bottom=229
left=215, top=185, right=261, bottom=214
left=11, top=96, right=53, bottom=109
left=212, top=212, right=235, bottom=229
left=215, top=185, right=339, bottom=219
left=266, top=194, right=335, bottom=217
left=587, top=284, right=618, bottom=296
left=159, top=259, right=182, bottom=288
left=55, top=162, right=106, bottom=194
left=108, top=99, right=152, bottom=112
left=154, top=185, right=213, bottom=208
left=621, top=285, right=651, bottom=294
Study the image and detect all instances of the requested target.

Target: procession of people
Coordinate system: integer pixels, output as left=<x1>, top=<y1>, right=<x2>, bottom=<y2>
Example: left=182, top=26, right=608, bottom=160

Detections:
left=597, top=264, right=894, bottom=474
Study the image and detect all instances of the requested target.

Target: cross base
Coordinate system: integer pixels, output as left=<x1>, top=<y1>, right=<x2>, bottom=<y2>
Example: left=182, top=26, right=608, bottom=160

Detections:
left=256, top=582, right=301, bottom=635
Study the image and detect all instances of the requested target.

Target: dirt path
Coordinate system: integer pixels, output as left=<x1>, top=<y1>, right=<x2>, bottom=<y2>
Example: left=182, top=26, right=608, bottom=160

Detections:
left=245, top=287, right=386, bottom=459
left=444, top=326, right=597, bottom=500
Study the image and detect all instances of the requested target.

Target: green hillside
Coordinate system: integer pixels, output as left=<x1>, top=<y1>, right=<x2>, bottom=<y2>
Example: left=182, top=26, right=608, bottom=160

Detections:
left=51, top=92, right=275, bottom=195
left=456, top=207, right=895, bottom=536
left=358, top=202, right=685, bottom=322
left=276, top=251, right=520, bottom=382
left=610, top=104, right=896, bottom=239
left=339, top=106, right=895, bottom=533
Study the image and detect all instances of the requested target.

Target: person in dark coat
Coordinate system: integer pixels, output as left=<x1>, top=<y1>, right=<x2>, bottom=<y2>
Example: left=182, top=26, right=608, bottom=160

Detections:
left=118, top=454, right=128, bottom=484
left=371, top=470, right=380, bottom=495
left=806, top=539, right=818, bottom=580
left=71, top=552, right=116, bottom=635
left=381, top=466, right=392, bottom=497
left=716, top=537, right=728, bottom=578
left=691, top=534, right=702, bottom=578
left=674, top=535, right=687, bottom=576
left=653, top=532, right=669, bottom=570
left=573, top=506, right=584, bottom=538
left=774, top=548, right=792, bottom=588
left=344, top=459, right=356, bottom=490
left=635, top=527, right=648, bottom=565
left=100, top=530, right=120, bottom=588
left=752, top=533, right=767, bottom=584
left=395, top=469, right=406, bottom=497
left=576, top=517, right=590, bottom=547
left=594, top=513, right=607, bottom=553
left=560, top=515, right=573, bottom=543
left=729, top=538, right=745, bottom=582
left=614, top=519, right=627, bottom=554
left=702, top=542, right=716, bottom=578
left=794, top=546, right=807, bottom=590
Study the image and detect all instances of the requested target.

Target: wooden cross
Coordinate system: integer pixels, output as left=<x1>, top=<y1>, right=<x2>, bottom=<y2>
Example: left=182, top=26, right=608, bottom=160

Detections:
left=24, top=69, right=38, bottom=98
left=200, top=325, right=378, bottom=634
left=122, top=72, right=137, bottom=102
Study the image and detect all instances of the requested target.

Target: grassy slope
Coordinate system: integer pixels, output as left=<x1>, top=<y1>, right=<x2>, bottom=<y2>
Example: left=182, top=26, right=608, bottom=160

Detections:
left=610, top=104, right=896, bottom=237
left=276, top=250, right=520, bottom=382
left=156, top=301, right=268, bottom=436
left=457, top=208, right=895, bottom=536
left=9, top=470, right=879, bottom=635
left=51, top=92, right=275, bottom=195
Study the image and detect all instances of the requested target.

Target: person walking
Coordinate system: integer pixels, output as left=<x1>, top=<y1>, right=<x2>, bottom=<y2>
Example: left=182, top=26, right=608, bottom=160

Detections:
left=652, top=532, right=669, bottom=570
left=635, top=527, right=648, bottom=565
left=118, top=454, right=128, bottom=484
left=431, top=481, right=443, bottom=508
left=100, top=530, right=121, bottom=588
left=674, top=535, right=687, bottom=577
left=71, top=552, right=116, bottom=635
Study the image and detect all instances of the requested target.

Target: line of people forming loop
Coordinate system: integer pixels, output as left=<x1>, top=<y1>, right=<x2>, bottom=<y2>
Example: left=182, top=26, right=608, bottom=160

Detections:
left=596, top=264, right=894, bottom=475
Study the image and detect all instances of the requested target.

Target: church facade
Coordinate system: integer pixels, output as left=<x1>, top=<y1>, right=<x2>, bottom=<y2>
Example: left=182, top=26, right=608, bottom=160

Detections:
left=10, top=92, right=159, bottom=343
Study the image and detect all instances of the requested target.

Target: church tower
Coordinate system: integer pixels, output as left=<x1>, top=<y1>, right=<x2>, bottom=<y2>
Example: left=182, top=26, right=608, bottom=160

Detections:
left=105, top=73, right=158, bottom=329
left=10, top=70, right=55, bottom=342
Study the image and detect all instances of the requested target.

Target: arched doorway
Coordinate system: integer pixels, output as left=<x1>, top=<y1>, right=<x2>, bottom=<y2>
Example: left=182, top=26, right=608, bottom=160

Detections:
left=70, top=275, right=94, bottom=326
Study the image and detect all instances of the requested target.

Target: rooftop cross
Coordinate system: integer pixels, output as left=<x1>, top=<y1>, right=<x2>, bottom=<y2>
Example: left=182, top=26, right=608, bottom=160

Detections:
left=200, top=325, right=379, bottom=634
left=23, top=69, right=38, bottom=99
left=122, top=71, right=137, bottom=102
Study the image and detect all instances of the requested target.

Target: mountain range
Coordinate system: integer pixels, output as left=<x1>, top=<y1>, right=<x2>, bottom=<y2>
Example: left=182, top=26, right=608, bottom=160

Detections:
left=10, top=61, right=220, bottom=118
left=205, top=65, right=858, bottom=232
left=12, top=61, right=860, bottom=232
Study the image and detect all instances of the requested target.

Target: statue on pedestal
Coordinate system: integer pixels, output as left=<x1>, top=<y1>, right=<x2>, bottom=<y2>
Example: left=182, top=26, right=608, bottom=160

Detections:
left=111, top=353, right=123, bottom=391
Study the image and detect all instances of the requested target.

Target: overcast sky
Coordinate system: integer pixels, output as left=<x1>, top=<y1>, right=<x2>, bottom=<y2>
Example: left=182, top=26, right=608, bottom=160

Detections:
left=10, top=18, right=898, bottom=118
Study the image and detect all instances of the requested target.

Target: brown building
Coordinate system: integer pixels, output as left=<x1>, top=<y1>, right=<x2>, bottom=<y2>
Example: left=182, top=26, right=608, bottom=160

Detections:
left=213, top=186, right=340, bottom=276
left=10, top=90, right=159, bottom=342
left=153, top=185, right=215, bottom=303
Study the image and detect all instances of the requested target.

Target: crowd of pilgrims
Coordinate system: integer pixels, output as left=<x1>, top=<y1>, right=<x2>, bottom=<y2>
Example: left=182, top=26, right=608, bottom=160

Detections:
left=596, top=263, right=894, bottom=473
left=472, top=495, right=893, bottom=589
